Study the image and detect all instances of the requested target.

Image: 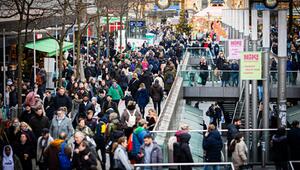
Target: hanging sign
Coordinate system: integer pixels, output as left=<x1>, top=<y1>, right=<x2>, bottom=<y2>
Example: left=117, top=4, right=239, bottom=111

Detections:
left=240, top=52, right=262, bottom=80
left=228, top=39, right=244, bottom=60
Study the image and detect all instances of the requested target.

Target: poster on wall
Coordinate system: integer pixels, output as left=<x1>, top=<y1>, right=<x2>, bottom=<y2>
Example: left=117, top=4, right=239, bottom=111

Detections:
left=228, top=39, right=244, bottom=60
left=240, top=52, right=262, bottom=80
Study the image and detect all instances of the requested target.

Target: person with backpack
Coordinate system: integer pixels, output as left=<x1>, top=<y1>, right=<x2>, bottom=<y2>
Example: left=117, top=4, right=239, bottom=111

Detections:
left=113, top=136, right=133, bottom=170
left=130, top=119, right=149, bottom=162
left=44, top=132, right=72, bottom=170
left=121, top=101, right=142, bottom=138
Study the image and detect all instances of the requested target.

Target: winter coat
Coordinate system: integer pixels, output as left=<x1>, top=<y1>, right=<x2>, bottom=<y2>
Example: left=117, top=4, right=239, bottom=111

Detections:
left=120, top=109, right=142, bottom=128
left=52, top=94, right=72, bottom=113
left=227, top=124, right=239, bottom=144
left=36, top=136, right=53, bottom=164
left=137, top=88, right=149, bottom=108
left=287, top=128, right=300, bottom=160
left=44, top=139, right=72, bottom=170
left=50, top=116, right=74, bottom=139
left=72, top=147, right=97, bottom=170
left=140, top=71, right=153, bottom=91
left=150, top=83, right=164, bottom=102
left=202, top=130, right=223, bottom=162
left=118, top=74, right=129, bottom=91
left=128, top=78, right=140, bottom=101
left=232, top=139, right=248, bottom=170
left=271, top=135, right=289, bottom=162
left=163, top=68, right=176, bottom=91
left=75, top=126, right=95, bottom=138
left=15, top=141, right=34, bottom=170
left=140, top=142, right=163, bottom=169
left=173, top=133, right=193, bottom=170
left=78, top=101, right=95, bottom=116
left=0, top=152, right=23, bottom=170
left=131, top=127, right=148, bottom=157
left=114, top=145, right=133, bottom=170
left=107, top=85, right=124, bottom=101
left=29, top=115, right=50, bottom=137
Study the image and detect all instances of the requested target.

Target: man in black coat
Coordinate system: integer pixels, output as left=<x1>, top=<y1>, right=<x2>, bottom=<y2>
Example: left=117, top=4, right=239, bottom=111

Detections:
left=139, top=70, right=153, bottom=93
left=150, top=80, right=164, bottom=115
left=29, top=106, right=50, bottom=138
left=78, top=94, right=95, bottom=118
left=51, top=87, right=72, bottom=113
left=287, top=120, right=300, bottom=170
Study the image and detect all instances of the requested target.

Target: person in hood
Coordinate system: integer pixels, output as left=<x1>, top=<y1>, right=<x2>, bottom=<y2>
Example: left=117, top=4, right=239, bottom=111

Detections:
left=44, top=132, right=72, bottom=170
left=150, top=80, right=164, bottom=115
left=173, top=132, right=193, bottom=170
left=203, top=124, right=223, bottom=170
left=15, top=133, right=34, bottom=170
left=271, top=127, right=288, bottom=170
left=0, top=145, right=23, bottom=170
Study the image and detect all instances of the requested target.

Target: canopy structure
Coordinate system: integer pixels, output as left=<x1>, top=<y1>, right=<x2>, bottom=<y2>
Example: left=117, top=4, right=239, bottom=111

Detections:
left=25, top=38, right=73, bottom=57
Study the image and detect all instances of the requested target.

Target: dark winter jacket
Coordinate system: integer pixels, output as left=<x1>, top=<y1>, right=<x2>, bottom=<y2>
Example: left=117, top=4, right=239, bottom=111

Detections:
left=29, top=115, right=50, bottom=137
left=150, top=83, right=164, bottom=102
left=287, top=128, right=300, bottom=160
left=173, top=133, right=194, bottom=167
left=203, top=130, right=223, bottom=162
left=140, top=71, right=153, bottom=92
left=227, top=124, right=239, bottom=144
left=128, top=78, right=140, bottom=101
left=271, top=135, right=289, bottom=162
left=137, top=88, right=149, bottom=108
left=140, top=142, right=163, bottom=166
left=52, top=94, right=72, bottom=113
left=72, top=146, right=97, bottom=170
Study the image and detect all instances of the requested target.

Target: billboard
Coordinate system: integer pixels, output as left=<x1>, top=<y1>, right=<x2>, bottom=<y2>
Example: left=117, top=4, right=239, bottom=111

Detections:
left=228, top=39, right=244, bottom=60
left=240, top=52, right=262, bottom=80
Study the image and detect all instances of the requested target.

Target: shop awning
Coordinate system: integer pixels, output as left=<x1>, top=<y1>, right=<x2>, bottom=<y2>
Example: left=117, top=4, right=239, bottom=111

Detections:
left=25, top=38, right=73, bottom=57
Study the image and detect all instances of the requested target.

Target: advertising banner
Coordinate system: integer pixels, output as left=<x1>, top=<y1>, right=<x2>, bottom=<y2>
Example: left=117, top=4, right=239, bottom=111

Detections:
left=228, top=39, right=244, bottom=60
left=240, top=52, right=262, bottom=80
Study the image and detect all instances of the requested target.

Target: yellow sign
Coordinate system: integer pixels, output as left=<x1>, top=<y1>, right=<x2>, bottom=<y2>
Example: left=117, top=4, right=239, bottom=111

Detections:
left=240, top=52, right=262, bottom=80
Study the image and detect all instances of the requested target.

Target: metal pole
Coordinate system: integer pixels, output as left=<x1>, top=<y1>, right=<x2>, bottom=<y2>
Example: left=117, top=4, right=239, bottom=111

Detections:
left=262, top=10, right=270, bottom=165
left=33, top=29, right=36, bottom=84
left=243, top=8, right=250, bottom=161
left=2, top=29, right=6, bottom=118
left=277, top=10, right=288, bottom=127
left=261, top=141, right=266, bottom=167
left=251, top=9, right=258, bottom=162
left=86, top=24, right=89, bottom=57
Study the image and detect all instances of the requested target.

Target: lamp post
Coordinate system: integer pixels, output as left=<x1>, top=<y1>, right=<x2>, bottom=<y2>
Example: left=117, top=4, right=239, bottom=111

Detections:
left=2, top=29, right=6, bottom=118
left=33, top=29, right=37, bottom=84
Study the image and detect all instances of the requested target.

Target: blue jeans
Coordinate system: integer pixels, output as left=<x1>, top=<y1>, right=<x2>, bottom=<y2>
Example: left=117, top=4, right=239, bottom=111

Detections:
left=204, top=165, right=220, bottom=170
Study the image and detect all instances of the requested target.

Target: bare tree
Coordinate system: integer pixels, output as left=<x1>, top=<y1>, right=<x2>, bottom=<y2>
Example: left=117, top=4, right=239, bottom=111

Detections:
left=0, top=0, right=54, bottom=114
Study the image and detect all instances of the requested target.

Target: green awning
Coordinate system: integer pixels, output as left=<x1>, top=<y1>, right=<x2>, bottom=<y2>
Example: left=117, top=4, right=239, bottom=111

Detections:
left=25, top=38, right=73, bottom=57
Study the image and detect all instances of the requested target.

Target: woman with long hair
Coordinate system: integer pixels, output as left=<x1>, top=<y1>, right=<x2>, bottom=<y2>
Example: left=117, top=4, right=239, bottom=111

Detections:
left=231, top=133, right=248, bottom=170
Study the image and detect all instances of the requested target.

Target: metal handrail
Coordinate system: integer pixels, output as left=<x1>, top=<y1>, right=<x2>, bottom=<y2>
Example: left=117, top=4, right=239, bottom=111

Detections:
left=289, top=161, right=300, bottom=170
left=134, top=162, right=235, bottom=169
left=151, top=128, right=287, bottom=133
left=232, top=83, right=245, bottom=123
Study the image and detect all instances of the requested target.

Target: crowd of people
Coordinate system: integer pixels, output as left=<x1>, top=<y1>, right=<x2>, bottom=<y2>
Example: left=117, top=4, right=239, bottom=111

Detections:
left=0, top=25, right=187, bottom=170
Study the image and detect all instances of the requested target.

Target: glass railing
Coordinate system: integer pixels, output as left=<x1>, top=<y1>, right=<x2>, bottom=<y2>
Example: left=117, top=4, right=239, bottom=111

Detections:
left=178, top=69, right=300, bottom=87
left=185, top=47, right=216, bottom=66
left=179, top=70, right=240, bottom=87
left=134, top=162, right=234, bottom=170
left=270, top=70, right=300, bottom=87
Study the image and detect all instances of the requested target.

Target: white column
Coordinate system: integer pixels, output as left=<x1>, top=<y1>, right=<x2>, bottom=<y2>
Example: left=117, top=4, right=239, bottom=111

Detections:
left=244, top=10, right=250, bottom=37
left=251, top=10, right=258, bottom=41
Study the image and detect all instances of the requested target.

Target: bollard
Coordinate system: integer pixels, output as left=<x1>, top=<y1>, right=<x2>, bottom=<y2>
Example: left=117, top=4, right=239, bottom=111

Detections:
left=261, top=141, right=266, bottom=168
